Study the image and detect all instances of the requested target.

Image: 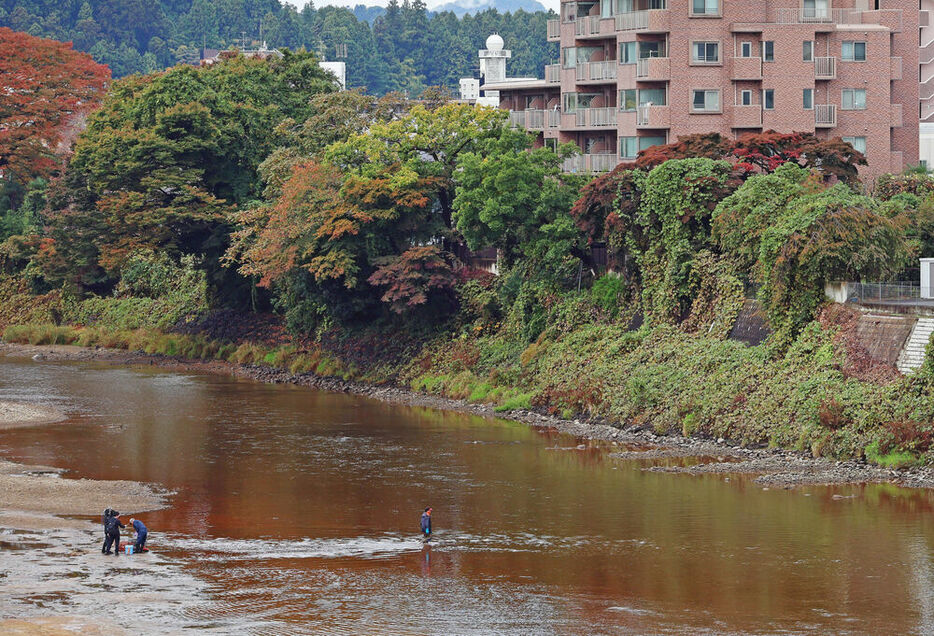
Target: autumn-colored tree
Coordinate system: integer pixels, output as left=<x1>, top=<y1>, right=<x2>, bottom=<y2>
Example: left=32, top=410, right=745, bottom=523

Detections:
left=731, top=131, right=866, bottom=184
left=0, top=28, right=109, bottom=199
left=367, top=246, right=458, bottom=315
left=40, top=53, right=336, bottom=294
left=634, top=133, right=731, bottom=171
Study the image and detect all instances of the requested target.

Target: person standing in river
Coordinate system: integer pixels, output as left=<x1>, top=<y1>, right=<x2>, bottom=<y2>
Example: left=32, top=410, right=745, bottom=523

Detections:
left=102, top=511, right=125, bottom=555
left=420, top=507, right=432, bottom=542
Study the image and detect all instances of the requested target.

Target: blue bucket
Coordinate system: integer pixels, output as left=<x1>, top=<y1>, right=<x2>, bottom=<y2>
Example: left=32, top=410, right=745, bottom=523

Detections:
left=125, top=544, right=134, bottom=555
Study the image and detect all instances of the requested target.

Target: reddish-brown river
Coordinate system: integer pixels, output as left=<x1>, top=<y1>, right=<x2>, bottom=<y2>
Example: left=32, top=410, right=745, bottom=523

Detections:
left=2, top=356, right=934, bottom=634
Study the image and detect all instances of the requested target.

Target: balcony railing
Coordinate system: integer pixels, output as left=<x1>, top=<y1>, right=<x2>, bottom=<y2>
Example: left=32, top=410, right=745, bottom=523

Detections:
left=562, top=153, right=621, bottom=174
left=547, top=19, right=560, bottom=41
left=637, top=104, right=669, bottom=128
left=732, top=104, right=763, bottom=128
left=574, top=107, right=617, bottom=128
left=615, top=8, right=669, bottom=32
left=815, top=104, right=837, bottom=127
left=508, top=110, right=545, bottom=131
left=775, top=8, right=864, bottom=24
left=576, top=61, right=617, bottom=82
left=814, top=56, right=836, bottom=80
left=546, top=64, right=561, bottom=84
left=636, top=56, right=670, bottom=80
left=575, top=15, right=602, bottom=37
left=547, top=109, right=561, bottom=128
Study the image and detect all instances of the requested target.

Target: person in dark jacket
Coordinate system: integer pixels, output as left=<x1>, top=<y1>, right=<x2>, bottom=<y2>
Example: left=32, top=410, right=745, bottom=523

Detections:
left=101, top=509, right=116, bottom=551
left=129, top=518, right=148, bottom=553
left=420, top=507, right=432, bottom=542
left=102, top=512, right=125, bottom=555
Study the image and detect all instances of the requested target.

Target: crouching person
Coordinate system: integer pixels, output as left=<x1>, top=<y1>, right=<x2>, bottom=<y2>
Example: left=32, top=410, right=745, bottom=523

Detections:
left=129, top=518, right=148, bottom=553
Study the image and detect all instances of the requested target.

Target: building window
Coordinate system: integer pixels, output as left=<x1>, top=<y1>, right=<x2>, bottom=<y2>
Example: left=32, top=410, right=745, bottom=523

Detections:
left=842, top=41, right=867, bottom=61
left=741, top=42, right=752, bottom=58
left=640, top=41, right=665, bottom=59
left=692, top=89, right=720, bottom=112
left=763, top=89, right=775, bottom=110
left=740, top=90, right=752, bottom=106
left=639, top=135, right=667, bottom=151
left=842, top=136, right=866, bottom=154
left=620, top=136, right=638, bottom=159
left=619, top=89, right=637, bottom=111
left=762, top=41, right=774, bottom=62
left=803, top=0, right=829, bottom=20
left=841, top=88, right=867, bottom=110
left=638, top=88, right=667, bottom=106
left=692, top=42, right=720, bottom=64
left=691, top=0, right=719, bottom=16
left=803, top=41, right=814, bottom=62
left=619, top=42, right=637, bottom=64
left=803, top=89, right=813, bottom=110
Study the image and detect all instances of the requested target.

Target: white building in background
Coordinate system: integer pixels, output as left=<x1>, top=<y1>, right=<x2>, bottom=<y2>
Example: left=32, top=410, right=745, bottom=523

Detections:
left=459, top=34, right=537, bottom=107
left=320, top=61, right=346, bottom=91
left=921, top=124, right=934, bottom=170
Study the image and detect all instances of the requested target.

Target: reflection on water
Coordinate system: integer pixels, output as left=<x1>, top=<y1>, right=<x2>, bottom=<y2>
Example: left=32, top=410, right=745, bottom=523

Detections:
left=3, top=357, right=934, bottom=634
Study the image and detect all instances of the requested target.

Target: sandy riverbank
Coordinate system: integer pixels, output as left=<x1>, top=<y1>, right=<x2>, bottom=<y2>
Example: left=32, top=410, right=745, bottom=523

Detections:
left=0, top=400, right=65, bottom=430
left=4, top=341, right=934, bottom=489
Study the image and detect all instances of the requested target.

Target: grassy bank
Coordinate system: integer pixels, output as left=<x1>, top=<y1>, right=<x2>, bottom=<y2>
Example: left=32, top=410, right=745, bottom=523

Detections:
left=4, top=297, right=934, bottom=469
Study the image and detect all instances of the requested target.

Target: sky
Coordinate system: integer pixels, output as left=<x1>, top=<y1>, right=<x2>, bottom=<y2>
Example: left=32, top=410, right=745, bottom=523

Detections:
left=282, top=0, right=560, bottom=13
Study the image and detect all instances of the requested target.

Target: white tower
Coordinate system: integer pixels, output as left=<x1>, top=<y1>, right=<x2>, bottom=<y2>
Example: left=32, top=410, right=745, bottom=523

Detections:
left=476, top=34, right=510, bottom=107
left=479, top=34, right=510, bottom=84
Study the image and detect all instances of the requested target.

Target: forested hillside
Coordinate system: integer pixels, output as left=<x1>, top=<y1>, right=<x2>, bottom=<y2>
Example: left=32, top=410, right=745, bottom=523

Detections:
left=0, top=0, right=557, bottom=93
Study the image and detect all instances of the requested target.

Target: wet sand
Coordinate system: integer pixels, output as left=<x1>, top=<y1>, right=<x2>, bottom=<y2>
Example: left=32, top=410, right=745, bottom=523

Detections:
left=0, top=400, right=65, bottom=430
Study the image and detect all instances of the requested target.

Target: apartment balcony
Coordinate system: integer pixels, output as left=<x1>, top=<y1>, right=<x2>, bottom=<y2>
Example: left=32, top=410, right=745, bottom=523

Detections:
left=636, top=104, right=670, bottom=129
left=574, top=15, right=616, bottom=40
left=731, top=57, right=762, bottom=81
left=774, top=8, right=865, bottom=27
left=547, top=109, right=561, bottom=128
left=732, top=105, right=763, bottom=129
left=891, top=103, right=903, bottom=128
left=508, top=109, right=545, bottom=131
left=576, top=61, right=617, bottom=84
left=890, top=57, right=902, bottom=81
left=562, top=153, right=621, bottom=174
left=815, top=104, right=837, bottom=128
left=635, top=57, right=670, bottom=81
left=545, top=64, right=561, bottom=84
left=571, top=107, right=618, bottom=129
left=616, top=9, right=670, bottom=34
left=547, top=19, right=560, bottom=42
left=924, top=83, right=934, bottom=101
left=814, top=57, right=836, bottom=80
left=922, top=40, right=934, bottom=65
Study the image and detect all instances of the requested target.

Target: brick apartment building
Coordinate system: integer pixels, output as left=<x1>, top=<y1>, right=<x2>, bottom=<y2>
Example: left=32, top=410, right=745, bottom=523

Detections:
left=483, top=0, right=920, bottom=181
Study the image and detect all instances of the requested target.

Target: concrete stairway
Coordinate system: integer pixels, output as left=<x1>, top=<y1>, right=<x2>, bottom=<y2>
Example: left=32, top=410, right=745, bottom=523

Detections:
left=897, top=318, right=934, bottom=374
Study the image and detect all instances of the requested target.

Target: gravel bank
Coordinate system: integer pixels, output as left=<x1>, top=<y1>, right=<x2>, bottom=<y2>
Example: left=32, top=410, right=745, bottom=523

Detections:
left=4, top=341, right=934, bottom=490
left=0, top=400, right=65, bottom=430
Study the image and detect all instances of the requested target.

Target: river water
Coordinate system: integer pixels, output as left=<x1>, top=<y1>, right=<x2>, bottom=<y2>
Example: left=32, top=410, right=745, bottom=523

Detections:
left=2, top=356, right=934, bottom=634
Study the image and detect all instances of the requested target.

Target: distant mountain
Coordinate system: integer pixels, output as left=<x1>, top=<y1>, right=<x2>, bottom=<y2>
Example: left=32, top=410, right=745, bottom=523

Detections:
left=432, top=0, right=549, bottom=16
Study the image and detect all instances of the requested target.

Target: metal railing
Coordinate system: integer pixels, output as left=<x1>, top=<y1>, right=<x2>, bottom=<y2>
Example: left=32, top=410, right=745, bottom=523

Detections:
left=574, top=107, right=616, bottom=128
left=616, top=10, right=649, bottom=30
left=576, top=61, right=616, bottom=82
left=575, top=15, right=602, bottom=36
left=636, top=56, right=668, bottom=78
left=545, top=64, right=561, bottom=84
left=815, top=104, right=837, bottom=127
left=547, top=18, right=560, bottom=40
left=775, top=8, right=864, bottom=24
left=508, top=110, right=545, bottom=130
left=547, top=109, right=561, bottom=128
left=561, top=154, right=620, bottom=174
left=814, top=56, right=836, bottom=79
left=839, top=282, right=934, bottom=303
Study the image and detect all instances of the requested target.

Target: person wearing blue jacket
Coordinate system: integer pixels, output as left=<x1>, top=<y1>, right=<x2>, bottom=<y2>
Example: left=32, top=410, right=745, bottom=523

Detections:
left=419, top=507, right=432, bottom=542
left=129, top=518, right=148, bottom=553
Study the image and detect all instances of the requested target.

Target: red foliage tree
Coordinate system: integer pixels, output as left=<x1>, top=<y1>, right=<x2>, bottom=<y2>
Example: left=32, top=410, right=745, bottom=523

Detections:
left=0, top=28, right=110, bottom=183
left=367, top=245, right=458, bottom=314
